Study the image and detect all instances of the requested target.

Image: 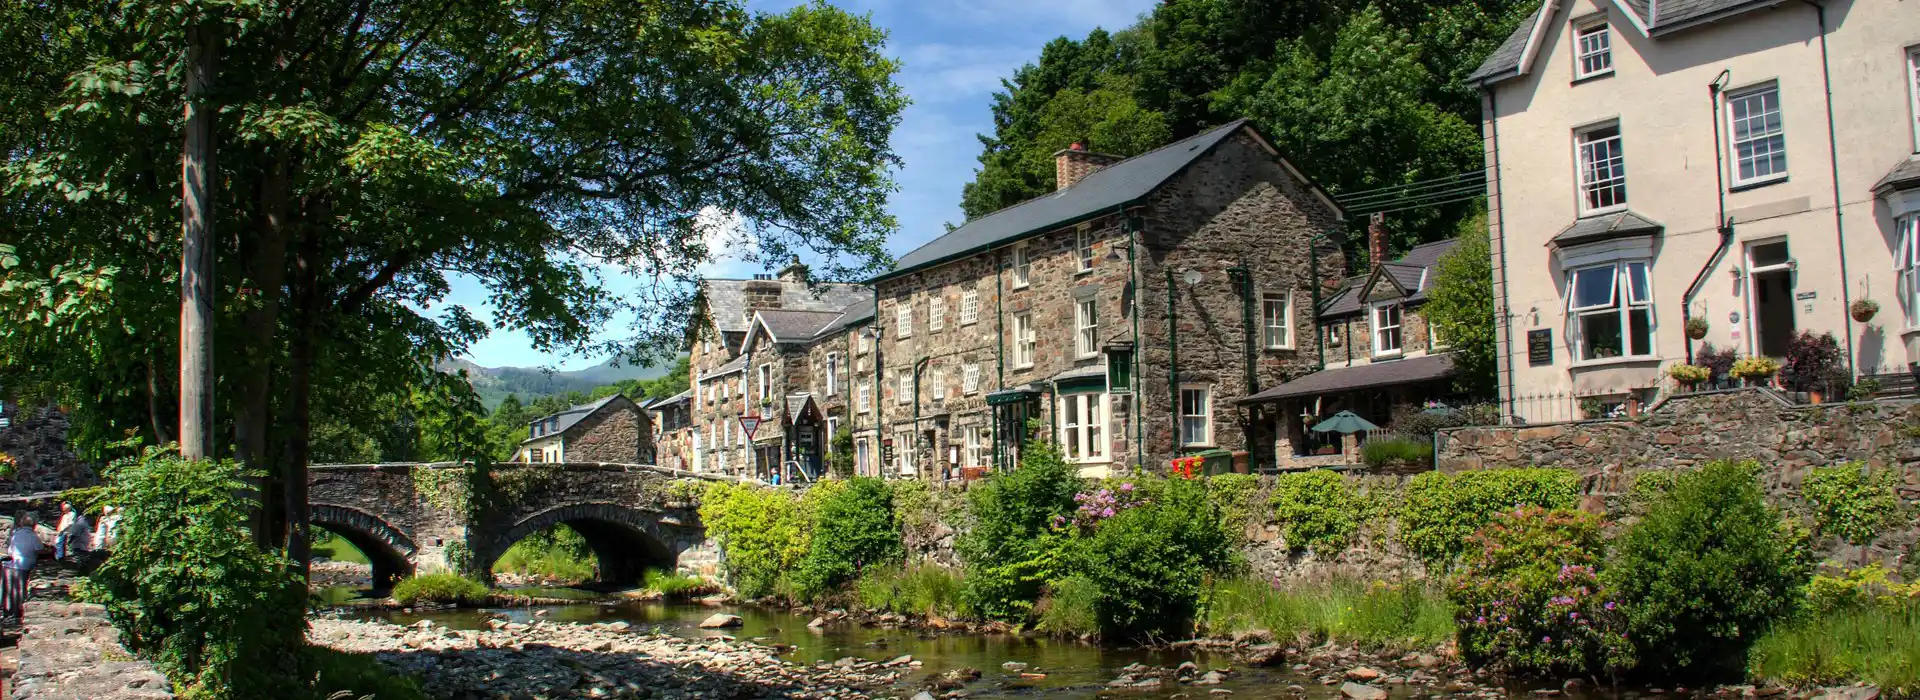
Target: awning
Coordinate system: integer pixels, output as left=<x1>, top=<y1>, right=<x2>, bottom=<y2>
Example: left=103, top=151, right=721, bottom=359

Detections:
left=1873, top=155, right=1920, bottom=196
left=1548, top=211, right=1663, bottom=248
left=1240, top=354, right=1455, bottom=404
left=986, top=386, right=1043, bottom=406
left=1049, top=365, right=1107, bottom=394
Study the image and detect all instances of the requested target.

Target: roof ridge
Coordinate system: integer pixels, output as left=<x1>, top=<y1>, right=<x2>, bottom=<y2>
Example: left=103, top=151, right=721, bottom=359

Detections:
left=940, top=120, right=1250, bottom=226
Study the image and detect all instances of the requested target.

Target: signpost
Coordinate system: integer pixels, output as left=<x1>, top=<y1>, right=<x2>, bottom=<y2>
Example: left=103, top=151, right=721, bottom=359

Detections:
left=738, top=414, right=763, bottom=441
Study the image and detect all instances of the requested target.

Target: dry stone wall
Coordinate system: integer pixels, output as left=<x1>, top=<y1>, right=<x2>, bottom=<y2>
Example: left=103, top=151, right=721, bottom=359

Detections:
left=0, top=406, right=94, bottom=497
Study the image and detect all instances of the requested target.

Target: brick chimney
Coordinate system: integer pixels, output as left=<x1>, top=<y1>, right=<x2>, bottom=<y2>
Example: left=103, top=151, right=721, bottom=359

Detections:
left=775, top=255, right=809, bottom=285
left=1368, top=213, right=1389, bottom=272
left=1053, top=141, right=1124, bottom=191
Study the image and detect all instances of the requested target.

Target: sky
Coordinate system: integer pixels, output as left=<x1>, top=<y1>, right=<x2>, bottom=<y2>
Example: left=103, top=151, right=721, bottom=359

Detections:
left=446, top=0, right=1158, bottom=371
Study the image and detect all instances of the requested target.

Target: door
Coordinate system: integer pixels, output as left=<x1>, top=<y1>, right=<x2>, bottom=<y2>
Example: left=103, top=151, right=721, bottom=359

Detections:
left=1746, top=241, right=1796, bottom=357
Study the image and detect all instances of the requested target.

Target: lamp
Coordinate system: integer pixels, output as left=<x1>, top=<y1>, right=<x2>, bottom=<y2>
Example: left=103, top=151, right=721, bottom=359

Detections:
left=1105, top=245, right=1124, bottom=263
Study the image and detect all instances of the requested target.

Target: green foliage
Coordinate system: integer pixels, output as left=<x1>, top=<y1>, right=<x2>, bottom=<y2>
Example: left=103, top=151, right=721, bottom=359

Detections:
left=1270, top=470, right=1363, bottom=552
left=852, top=564, right=965, bottom=618
left=698, top=481, right=809, bottom=598
left=1748, top=600, right=1920, bottom=695
left=888, top=478, right=938, bottom=545
left=390, top=574, right=490, bottom=607
left=828, top=426, right=856, bottom=478
left=1036, top=574, right=1102, bottom=637
left=1399, top=468, right=1580, bottom=567
left=1207, top=472, right=1263, bottom=541
left=1076, top=477, right=1237, bottom=640
left=641, top=569, right=712, bottom=599
left=957, top=441, right=1083, bottom=621
left=1448, top=508, right=1633, bottom=676
left=82, top=446, right=307, bottom=699
left=1388, top=402, right=1501, bottom=441
left=1205, top=576, right=1454, bottom=652
left=1801, top=464, right=1903, bottom=547
left=310, top=529, right=370, bottom=566
left=305, top=647, right=429, bottom=700
left=1627, top=470, right=1679, bottom=514
left=1422, top=222, right=1498, bottom=397
left=1358, top=434, right=1434, bottom=469
left=1605, top=460, right=1815, bottom=675
left=492, top=524, right=598, bottom=582
left=1803, top=565, right=1920, bottom=615
left=795, top=477, right=902, bottom=600
left=441, top=541, right=474, bottom=577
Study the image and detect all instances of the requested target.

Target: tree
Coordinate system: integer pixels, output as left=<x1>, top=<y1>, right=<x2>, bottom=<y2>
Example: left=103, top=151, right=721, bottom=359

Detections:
left=1, top=0, right=906, bottom=565
left=1422, top=213, right=1497, bottom=398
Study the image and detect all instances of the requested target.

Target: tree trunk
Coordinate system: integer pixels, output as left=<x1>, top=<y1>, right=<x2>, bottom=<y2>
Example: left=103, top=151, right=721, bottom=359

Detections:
left=179, top=21, right=218, bottom=460
left=280, top=222, right=320, bottom=577
left=237, top=163, right=290, bottom=547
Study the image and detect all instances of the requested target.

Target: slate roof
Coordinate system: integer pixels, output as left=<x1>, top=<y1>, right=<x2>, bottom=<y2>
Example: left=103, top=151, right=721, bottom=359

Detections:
left=1873, top=155, right=1920, bottom=196
left=1471, top=0, right=1784, bottom=84
left=785, top=394, right=819, bottom=424
left=1241, top=354, right=1456, bottom=403
left=648, top=390, right=691, bottom=409
left=521, top=395, right=627, bottom=444
left=1549, top=210, right=1664, bottom=248
left=1319, top=239, right=1461, bottom=318
left=697, top=278, right=869, bottom=335
left=707, top=353, right=748, bottom=377
left=1467, top=7, right=1539, bottom=83
left=813, top=298, right=875, bottom=340
left=753, top=309, right=845, bottom=344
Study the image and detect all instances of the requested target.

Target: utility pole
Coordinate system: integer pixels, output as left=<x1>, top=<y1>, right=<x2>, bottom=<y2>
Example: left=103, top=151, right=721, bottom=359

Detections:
left=179, top=21, right=216, bottom=460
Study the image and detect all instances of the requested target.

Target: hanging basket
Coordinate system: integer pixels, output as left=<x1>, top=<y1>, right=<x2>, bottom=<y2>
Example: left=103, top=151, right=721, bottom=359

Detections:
left=1684, top=317, right=1710, bottom=340
left=1850, top=299, right=1879, bottom=323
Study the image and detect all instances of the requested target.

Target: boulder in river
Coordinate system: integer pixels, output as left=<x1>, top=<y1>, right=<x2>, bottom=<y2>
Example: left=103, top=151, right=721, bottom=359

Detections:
left=1341, top=682, right=1389, bottom=700
left=697, top=613, right=743, bottom=629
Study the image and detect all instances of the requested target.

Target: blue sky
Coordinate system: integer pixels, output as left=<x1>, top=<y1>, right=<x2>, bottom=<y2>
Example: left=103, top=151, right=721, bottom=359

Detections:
left=447, top=0, right=1157, bottom=371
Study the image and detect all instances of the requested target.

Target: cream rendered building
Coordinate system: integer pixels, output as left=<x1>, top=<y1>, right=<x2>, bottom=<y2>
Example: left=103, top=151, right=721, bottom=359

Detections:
left=1472, top=0, right=1920, bottom=422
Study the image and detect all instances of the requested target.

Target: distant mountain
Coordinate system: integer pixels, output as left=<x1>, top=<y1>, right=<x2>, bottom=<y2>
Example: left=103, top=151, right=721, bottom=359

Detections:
left=437, top=356, right=675, bottom=409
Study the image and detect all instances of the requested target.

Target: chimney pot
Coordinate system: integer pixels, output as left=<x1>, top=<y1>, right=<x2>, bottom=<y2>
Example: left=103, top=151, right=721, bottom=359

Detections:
left=1054, top=143, right=1122, bottom=191
left=1071, top=141, right=1087, bottom=151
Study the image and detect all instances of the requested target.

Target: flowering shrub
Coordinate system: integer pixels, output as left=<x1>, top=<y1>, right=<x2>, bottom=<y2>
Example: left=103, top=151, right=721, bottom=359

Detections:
left=1666, top=364, right=1710, bottom=385
left=1449, top=507, right=1633, bottom=677
left=1729, top=355, right=1782, bottom=380
left=1058, top=481, right=1148, bottom=532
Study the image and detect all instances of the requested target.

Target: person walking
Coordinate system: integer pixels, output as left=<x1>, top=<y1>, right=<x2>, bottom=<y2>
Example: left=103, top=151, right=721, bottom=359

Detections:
left=4, top=514, right=42, bottom=622
left=93, top=505, right=120, bottom=551
left=54, top=502, right=87, bottom=560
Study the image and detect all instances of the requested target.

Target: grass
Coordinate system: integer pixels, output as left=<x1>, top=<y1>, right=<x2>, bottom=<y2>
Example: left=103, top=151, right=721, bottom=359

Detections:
left=1204, top=575, right=1454, bottom=652
left=1359, top=435, right=1434, bottom=469
left=1747, top=602, right=1920, bottom=694
left=853, top=563, right=964, bottom=618
left=642, top=569, right=714, bottom=599
left=306, top=645, right=429, bottom=700
left=492, top=524, right=598, bottom=582
left=390, top=574, right=489, bottom=606
left=311, top=529, right=370, bottom=566
left=1036, top=574, right=1100, bottom=637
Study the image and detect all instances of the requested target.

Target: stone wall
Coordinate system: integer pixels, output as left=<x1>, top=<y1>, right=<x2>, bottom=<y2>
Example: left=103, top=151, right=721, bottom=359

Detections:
left=0, top=406, right=94, bottom=497
left=563, top=401, right=653, bottom=465
left=9, top=601, right=173, bottom=699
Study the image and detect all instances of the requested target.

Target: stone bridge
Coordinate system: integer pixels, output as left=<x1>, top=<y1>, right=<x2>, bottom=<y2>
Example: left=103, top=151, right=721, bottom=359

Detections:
left=308, top=462, right=723, bottom=588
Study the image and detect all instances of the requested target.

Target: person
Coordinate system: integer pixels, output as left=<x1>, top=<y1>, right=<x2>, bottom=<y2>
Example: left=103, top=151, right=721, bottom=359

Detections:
left=4, top=514, right=41, bottom=622
left=93, top=505, right=120, bottom=551
left=54, top=502, right=74, bottom=560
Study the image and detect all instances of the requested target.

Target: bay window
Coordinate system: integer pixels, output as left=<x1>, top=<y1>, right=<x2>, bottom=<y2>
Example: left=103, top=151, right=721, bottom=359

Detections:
left=1897, top=216, right=1920, bottom=328
left=1371, top=302, right=1403, bottom=357
left=1057, top=393, right=1109, bottom=463
left=1568, top=261, right=1654, bottom=361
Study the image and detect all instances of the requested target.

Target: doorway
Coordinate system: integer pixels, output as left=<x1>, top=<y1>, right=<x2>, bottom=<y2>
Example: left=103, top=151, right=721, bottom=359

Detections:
left=1746, top=240, right=1796, bottom=358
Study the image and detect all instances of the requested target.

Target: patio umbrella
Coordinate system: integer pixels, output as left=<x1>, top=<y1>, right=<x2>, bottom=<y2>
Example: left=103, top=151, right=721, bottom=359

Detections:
left=1310, top=410, right=1380, bottom=434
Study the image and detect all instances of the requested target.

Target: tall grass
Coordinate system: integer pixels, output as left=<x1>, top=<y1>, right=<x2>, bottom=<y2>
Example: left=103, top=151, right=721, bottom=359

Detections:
left=1358, top=435, right=1433, bottom=469
left=641, top=569, right=713, bottom=599
left=391, top=574, right=489, bottom=606
left=1747, top=602, right=1920, bottom=694
left=1036, top=575, right=1100, bottom=637
left=1205, top=575, right=1453, bottom=652
left=853, top=563, right=964, bottom=618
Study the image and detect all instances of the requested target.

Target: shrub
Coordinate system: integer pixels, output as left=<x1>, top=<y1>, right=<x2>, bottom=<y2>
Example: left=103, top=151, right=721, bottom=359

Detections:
left=1399, top=468, right=1579, bottom=567
left=1782, top=331, right=1845, bottom=391
left=1269, top=470, right=1362, bottom=553
left=1802, top=564, right=1920, bottom=614
left=1801, top=463, right=1903, bottom=547
left=794, top=476, right=901, bottom=600
left=1448, top=507, right=1633, bottom=677
left=1605, top=460, right=1814, bottom=675
left=1359, top=434, right=1433, bottom=469
left=1388, top=402, right=1501, bottom=441
left=1205, top=576, right=1453, bottom=652
left=391, top=574, right=489, bottom=606
left=1065, top=479, right=1150, bottom=531
left=1748, top=600, right=1920, bottom=695
left=956, top=441, right=1082, bottom=621
left=1697, top=343, right=1738, bottom=383
left=641, top=569, right=712, bottom=599
left=699, top=481, right=809, bottom=598
left=827, top=426, right=856, bottom=478
left=1076, top=476, right=1237, bottom=640
left=492, top=523, right=597, bottom=582
left=1036, top=574, right=1101, bottom=637
left=82, top=446, right=308, bottom=699
left=1207, top=473, right=1263, bottom=541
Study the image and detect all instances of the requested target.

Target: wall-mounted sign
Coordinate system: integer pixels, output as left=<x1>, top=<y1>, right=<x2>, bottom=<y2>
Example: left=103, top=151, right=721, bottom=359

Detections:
left=1795, top=291, right=1817, bottom=301
left=1527, top=329, right=1553, bottom=367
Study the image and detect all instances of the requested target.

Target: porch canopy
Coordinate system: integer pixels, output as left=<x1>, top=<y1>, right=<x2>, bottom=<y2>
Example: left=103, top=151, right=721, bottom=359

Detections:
left=1240, top=354, right=1455, bottom=404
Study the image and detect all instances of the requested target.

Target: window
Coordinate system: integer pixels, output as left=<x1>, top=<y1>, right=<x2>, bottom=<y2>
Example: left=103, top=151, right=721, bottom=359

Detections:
left=825, top=417, right=840, bottom=441
left=896, top=303, right=912, bottom=337
left=931, top=367, right=946, bottom=400
left=896, top=369, right=914, bottom=405
left=1908, top=48, right=1919, bottom=150
left=857, top=327, right=872, bottom=354
left=1429, top=317, right=1450, bottom=350
left=1075, top=299, right=1099, bottom=357
left=855, top=438, right=870, bottom=475
left=1076, top=225, right=1095, bottom=272
left=1179, top=385, right=1212, bottom=447
left=894, top=430, right=916, bottom=475
left=963, top=364, right=981, bottom=394
left=1896, top=216, right=1920, bottom=328
left=858, top=381, right=871, bottom=413
left=825, top=353, right=839, bottom=396
left=964, top=425, right=988, bottom=468
left=1057, top=393, right=1109, bottom=462
left=1576, top=124, right=1627, bottom=213
left=1371, top=302, right=1403, bottom=356
left=1262, top=293, right=1293, bottom=349
left=1013, top=312, right=1035, bottom=368
left=1573, top=20, right=1612, bottom=79
left=1011, top=243, right=1031, bottom=288
left=757, top=363, right=772, bottom=402
left=1567, top=261, right=1654, bottom=361
left=1727, top=85, right=1787, bottom=186
left=960, top=290, right=980, bottom=325
left=930, top=297, right=946, bottom=332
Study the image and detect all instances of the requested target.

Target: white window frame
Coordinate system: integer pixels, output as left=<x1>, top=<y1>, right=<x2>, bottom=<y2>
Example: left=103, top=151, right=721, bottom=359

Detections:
left=1908, top=47, right=1919, bottom=151
left=857, top=381, right=871, bottom=413
left=1262, top=292, right=1293, bottom=349
left=960, top=290, right=980, bottom=325
left=1075, top=299, right=1099, bottom=358
left=962, top=364, right=981, bottom=395
left=930, top=367, right=946, bottom=400
left=1057, top=393, right=1111, bottom=463
left=757, top=363, right=772, bottom=402
left=1576, top=123, right=1627, bottom=214
left=1075, top=225, right=1095, bottom=273
left=896, top=369, right=914, bottom=405
left=1897, top=216, right=1920, bottom=329
left=857, top=327, right=872, bottom=354
left=1726, top=83, right=1788, bottom=187
left=1429, top=316, right=1450, bottom=351
left=1572, top=19, right=1612, bottom=80
left=1011, top=243, right=1032, bottom=288
left=896, top=303, right=912, bottom=337
left=894, top=430, right=917, bottom=475
left=1012, top=312, right=1035, bottom=368
left=930, top=297, right=946, bottom=332
left=1566, top=260, right=1656, bottom=362
left=1179, top=385, right=1212, bottom=448
left=825, top=353, right=840, bottom=396
left=855, top=437, right=870, bottom=475
left=1371, top=302, right=1404, bottom=357
left=964, top=425, right=987, bottom=469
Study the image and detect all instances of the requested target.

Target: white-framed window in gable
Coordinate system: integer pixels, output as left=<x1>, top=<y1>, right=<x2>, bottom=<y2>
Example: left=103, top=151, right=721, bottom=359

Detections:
left=757, top=363, right=772, bottom=402
left=1011, top=243, right=1032, bottom=288
left=1057, top=392, right=1110, bottom=463
left=1572, top=18, right=1612, bottom=80
left=1727, top=83, right=1787, bottom=187
left=1012, top=312, right=1036, bottom=368
left=1179, top=385, right=1212, bottom=447
left=896, top=302, right=912, bottom=337
left=825, top=353, right=840, bottom=396
left=1429, top=316, right=1450, bottom=351
left=960, top=289, right=980, bottom=325
left=962, top=364, right=981, bottom=394
left=1261, top=292, right=1293, bottom=349
left=1075, top=299, right=1099, bottom=358
left=1895, top=215, right=1920, bottom=328
left=1567, top=261, right=1654, bottom=361
left=1076, top=225, right=1095, bottom=272
left=929, top=296, right=946, bottom=332
left=1576, top=123, right=1627, bottom=214
left=1370, top=302, right=1403, bottom=357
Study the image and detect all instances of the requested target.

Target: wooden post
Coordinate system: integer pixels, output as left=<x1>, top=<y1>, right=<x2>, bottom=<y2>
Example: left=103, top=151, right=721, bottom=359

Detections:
left=179, top=21, right=217, bottom=460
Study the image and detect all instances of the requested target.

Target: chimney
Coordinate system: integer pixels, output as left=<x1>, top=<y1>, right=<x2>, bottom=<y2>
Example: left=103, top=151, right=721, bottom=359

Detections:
left=776, top=255, right=809, bottom=285
left=1053, top=141, right=1124, bottom=191
left=1368, top=213, right=1389, bottom=272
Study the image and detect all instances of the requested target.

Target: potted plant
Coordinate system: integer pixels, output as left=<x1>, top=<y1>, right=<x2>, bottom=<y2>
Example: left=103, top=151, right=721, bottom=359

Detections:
left=1684, top=317, right=1710, bottom=340
left=1850, top=298, right=1879, bottom=323
left=1729, top=356, right=1782, bottom=387
left=1667, top=363, right=1711, bottom=391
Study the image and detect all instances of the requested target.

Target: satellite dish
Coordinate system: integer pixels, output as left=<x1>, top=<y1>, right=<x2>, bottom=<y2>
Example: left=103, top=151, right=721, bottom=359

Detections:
left=1182, top=270, right=1203, bottom=287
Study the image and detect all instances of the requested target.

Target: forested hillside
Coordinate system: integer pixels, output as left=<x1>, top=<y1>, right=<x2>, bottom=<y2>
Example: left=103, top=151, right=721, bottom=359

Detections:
left=961, top=0, right=1534, bottom=260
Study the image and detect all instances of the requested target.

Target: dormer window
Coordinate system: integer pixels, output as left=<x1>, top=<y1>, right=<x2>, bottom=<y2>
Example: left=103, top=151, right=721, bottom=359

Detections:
left=1573, top=19, right=1612, bottom=81
left=1371, top=302, right=1403, bottom=357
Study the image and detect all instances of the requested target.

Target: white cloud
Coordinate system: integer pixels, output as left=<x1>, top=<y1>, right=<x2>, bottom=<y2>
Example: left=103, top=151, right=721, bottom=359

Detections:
left=693, top=206, right=761, bottom=279
left=895, top=43, right=1034, bottom=101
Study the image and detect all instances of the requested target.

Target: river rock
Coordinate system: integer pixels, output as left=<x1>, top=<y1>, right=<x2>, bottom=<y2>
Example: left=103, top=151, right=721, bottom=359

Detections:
left=1342, top=682, right=1389, bottom=700
left=1176, top=661, right=1198, bottom=678
left=808, top=617, right=827, bottom=628
left=1001, top=661, right=1029, bottom=672
left=1195, top=670, right=1227, bottom=686
left=697, top=613, right=743, bottom=628
left=1345, top=667, right=1383, bottom=682
left=1242, top=643, right=1285, bottom=666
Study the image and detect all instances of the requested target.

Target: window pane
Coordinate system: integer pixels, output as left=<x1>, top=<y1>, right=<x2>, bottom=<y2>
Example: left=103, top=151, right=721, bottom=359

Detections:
left=1624, top=262, right=1649, bottom=304
left=1579, top=126, right=1627, bottom=210
left=1628, top=308, right=1652, bottom=356
left=1571, top=266, right=1617, bottom=310
left=1729, top=87, right=1787, bottom=182
left=1752, top=241, right=1789, bottom=268
left=1580, top=311, right=1625, bottom=359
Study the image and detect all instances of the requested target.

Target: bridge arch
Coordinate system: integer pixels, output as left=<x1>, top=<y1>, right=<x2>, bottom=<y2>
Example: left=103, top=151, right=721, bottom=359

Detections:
left=311, top=504, right=416, bottom=589
left=478, top=502, right=679, bottom=586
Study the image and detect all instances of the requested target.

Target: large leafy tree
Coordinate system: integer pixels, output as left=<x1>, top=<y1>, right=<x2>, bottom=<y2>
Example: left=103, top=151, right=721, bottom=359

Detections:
left=1421, top=212, right=1497, bottom=399
left=1, top=0, right=905, bottom=564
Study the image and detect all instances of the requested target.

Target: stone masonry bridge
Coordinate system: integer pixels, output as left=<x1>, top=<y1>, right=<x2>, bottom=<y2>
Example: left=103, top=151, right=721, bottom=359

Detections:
left=308, top=462, right=724, bottom=588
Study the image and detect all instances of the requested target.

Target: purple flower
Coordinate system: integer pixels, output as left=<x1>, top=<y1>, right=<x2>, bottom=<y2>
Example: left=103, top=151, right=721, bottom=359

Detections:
left=1604, top=601, right=1616, bottom=611
left=1542, top=636, right=1552, bottom=643
left=1101, top=507, right=1115, bottom=517
left=1119, top=482, right=1135, bottom=492
left=1570, top=612, right=1579, bottom=619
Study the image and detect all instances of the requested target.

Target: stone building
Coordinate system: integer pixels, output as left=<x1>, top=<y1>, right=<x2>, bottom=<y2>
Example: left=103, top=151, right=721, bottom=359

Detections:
left=512, top=394, right=655, bottom=464
left=646, top=390, right=693, bottom=471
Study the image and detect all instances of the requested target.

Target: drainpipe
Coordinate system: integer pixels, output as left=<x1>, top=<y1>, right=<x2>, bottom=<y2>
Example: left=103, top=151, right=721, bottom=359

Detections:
left=913, top=356, right=929, bottom=482
left=1805, top=0, right=1856, bottom=379
left=871, top=287, right=882, bottom=466
left=1128, top=216, right=1144, bottom=467
left=994, top=250, right=1006, bottom=470
left=1684, top=70, right=1736, bottom=365
left=1166, top=267, right=1180, bottom=455
left=1487, top=89, right=1518, bottom=422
